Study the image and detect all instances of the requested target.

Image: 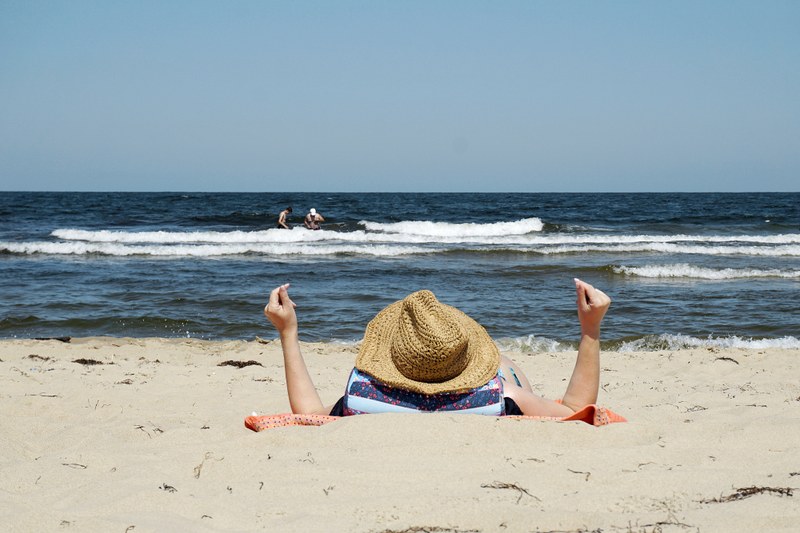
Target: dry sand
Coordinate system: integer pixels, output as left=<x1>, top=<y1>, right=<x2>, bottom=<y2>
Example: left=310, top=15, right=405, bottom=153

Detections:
left=1, top=337, right=798, bottom=532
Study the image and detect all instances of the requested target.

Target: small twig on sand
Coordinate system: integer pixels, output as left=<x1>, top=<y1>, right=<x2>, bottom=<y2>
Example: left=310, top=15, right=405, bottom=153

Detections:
left=73, top=358, right=104, bottom=365
left=715, top=356, right=739, bottom=365
left=685, top=405, right=708, bottom=412
left=619, top=520, right=695, bottom=531
left=481, top=481, right=539, bottom=504
left=699, top=486, right=793, bottom=503
left=376, top=527, right=481, bottom=533
left=218, top=360, right=263, bottom=368
left=134, top=425, right=151, bottom=438
left=194, top=452, right=213, bottom=479
left=567, top=468, right=591, bottom=482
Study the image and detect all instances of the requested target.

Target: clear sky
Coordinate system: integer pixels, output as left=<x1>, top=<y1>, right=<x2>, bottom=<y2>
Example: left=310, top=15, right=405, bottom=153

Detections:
left=1, top=1, right=798, bottom=192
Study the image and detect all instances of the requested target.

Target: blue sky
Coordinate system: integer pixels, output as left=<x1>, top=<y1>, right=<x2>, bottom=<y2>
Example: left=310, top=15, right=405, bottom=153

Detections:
left=1, top=1, right=798, bottom=192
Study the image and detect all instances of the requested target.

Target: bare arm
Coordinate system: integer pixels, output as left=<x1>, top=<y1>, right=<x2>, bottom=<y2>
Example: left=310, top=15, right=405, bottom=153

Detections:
left=504, top=279, right=610, bottom=416
left=561, top=278, right=611, bottom=411
left=264, top=284, right=331, bottom=415
left=503, top=385, right=576, bottom=417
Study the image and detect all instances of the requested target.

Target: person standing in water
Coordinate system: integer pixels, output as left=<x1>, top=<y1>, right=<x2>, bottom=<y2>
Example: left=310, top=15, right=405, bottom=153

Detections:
left=304, top=208, right=325, bottom=230
left=277, top=207, right=293, bottom=229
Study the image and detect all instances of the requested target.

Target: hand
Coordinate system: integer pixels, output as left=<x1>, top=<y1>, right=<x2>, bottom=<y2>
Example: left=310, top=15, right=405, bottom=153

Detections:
left=574, top=278, right=611, bottom=338
left=265, top=284, right=298, bottom=335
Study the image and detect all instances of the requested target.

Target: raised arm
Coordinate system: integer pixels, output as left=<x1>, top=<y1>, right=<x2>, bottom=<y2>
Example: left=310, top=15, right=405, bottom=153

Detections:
left=560, top=278, right=611, bottom=411
left=264, top=284, right=329, bottom=415
left=502, top=278, right=611, bottom=417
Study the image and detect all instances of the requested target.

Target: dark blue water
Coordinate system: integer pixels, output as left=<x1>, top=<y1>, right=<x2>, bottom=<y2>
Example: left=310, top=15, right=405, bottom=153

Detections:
left=1, top=192, right=798, bottom=351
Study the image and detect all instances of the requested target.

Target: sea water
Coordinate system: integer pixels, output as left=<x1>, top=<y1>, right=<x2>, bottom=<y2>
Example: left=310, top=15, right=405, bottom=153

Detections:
left=0, top=192, right=798, bottom=351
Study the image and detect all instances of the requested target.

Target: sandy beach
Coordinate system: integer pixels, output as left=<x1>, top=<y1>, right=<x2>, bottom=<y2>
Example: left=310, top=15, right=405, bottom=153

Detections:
left=1, top=337, right=798, bottom=532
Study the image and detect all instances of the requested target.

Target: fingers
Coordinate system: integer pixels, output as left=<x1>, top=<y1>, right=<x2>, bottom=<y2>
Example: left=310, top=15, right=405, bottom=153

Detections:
left=266, top=286, right=281, bottom=314
left=268, top=286, right=281, bottom=306
left=574, top=278, right=611, bottom=309
left=594, top=287, right=611, bottom=307
left=266, top=283, right=293, bottom=315
left=574, top=278, right=591, bottom=311
left=278, top=284, right=296, bottom=309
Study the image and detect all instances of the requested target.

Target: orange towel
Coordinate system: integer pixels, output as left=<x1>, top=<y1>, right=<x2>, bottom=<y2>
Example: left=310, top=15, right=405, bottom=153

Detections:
left=507, top=404, right=627, bottom=425
left=244, top=404, right=626, bottom=432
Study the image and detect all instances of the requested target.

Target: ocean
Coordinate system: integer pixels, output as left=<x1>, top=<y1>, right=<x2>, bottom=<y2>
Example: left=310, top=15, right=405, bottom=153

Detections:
left=1, top=192, right=798, bottom=351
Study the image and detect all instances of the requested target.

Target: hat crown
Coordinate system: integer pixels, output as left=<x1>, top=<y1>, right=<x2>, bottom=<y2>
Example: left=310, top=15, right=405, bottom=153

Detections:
left=390, top=290, right=469, bottom=383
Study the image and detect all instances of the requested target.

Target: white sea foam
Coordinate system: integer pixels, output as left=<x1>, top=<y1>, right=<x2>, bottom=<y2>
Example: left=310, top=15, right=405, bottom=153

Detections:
left=618, top=334, right=800, bottom=352
left=8, top=239, right=800, bottom=258
left=51, top=227, right=520, bottom=246
left=52, top=227, right=800, bottom=247
left=495, top=333, right=800, bottom=352
left=524, top=243, right=800, bottom=257
left=613, top=264, right=800, bottom=280
left=51, top=227, right=327, bottom=244
left=495, top=335, right=569, bottom=353
left=16, top=225, right=800, bottom=257
left=0, top=241, right=426, bottom=257
left=361, top=217, right=545, bottom=236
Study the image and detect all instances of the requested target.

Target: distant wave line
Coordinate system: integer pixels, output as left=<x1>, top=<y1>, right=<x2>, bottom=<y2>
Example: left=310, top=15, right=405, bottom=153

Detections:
left=4, top=240, right=800, bottom=257
left=617, top=334, right=800, bottom=352
left=512, top=243, right=800, bottom=257
left=495, top=333, right=800, bottom=352
left=613, top=264, right=800, bottom=280
left=360, top=217, right=545, bottom=236
left=0, top=241, right=426, bottom=257
left=50, top=227, right=800, bottom=248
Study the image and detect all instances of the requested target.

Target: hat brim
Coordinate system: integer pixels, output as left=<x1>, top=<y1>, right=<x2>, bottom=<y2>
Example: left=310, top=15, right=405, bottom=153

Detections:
left=354, top=299, right=500, bottom=395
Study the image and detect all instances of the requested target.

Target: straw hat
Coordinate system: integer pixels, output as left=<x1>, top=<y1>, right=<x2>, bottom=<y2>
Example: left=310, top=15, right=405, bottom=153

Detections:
left=355, top=290, right=500, bottom=395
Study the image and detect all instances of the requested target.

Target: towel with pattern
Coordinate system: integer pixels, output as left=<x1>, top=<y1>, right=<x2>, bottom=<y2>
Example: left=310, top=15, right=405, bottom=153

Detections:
left=244, top=404, right=626, bottom=431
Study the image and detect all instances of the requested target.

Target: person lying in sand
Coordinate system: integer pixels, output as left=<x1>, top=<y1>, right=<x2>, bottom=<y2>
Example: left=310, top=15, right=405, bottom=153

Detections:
left=264, top=279, right=610, bottom=417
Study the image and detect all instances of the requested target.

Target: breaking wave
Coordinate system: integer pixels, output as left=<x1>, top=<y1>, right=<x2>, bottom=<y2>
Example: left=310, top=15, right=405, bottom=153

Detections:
left=493, top=334, right=800, bottom=352
left=0, top=221, right=796, bottom=257
left=495, top=335, right=569, bottom=353
left=361, top=217, right=545, bottom=236
left=0, top=241, right=425, bottom=257
left=616, top=334, right=800, bottom=352
left=613, top=264, right=800, bottom=280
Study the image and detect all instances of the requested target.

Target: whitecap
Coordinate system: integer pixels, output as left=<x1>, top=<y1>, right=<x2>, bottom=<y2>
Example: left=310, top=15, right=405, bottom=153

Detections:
left=0, top=241, right=427, bottom=257
left=618, top=334, right=800, bottom=352
left=360, top=217, right=545, bottom=237
left=613, top=264, right=800, bottom=280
